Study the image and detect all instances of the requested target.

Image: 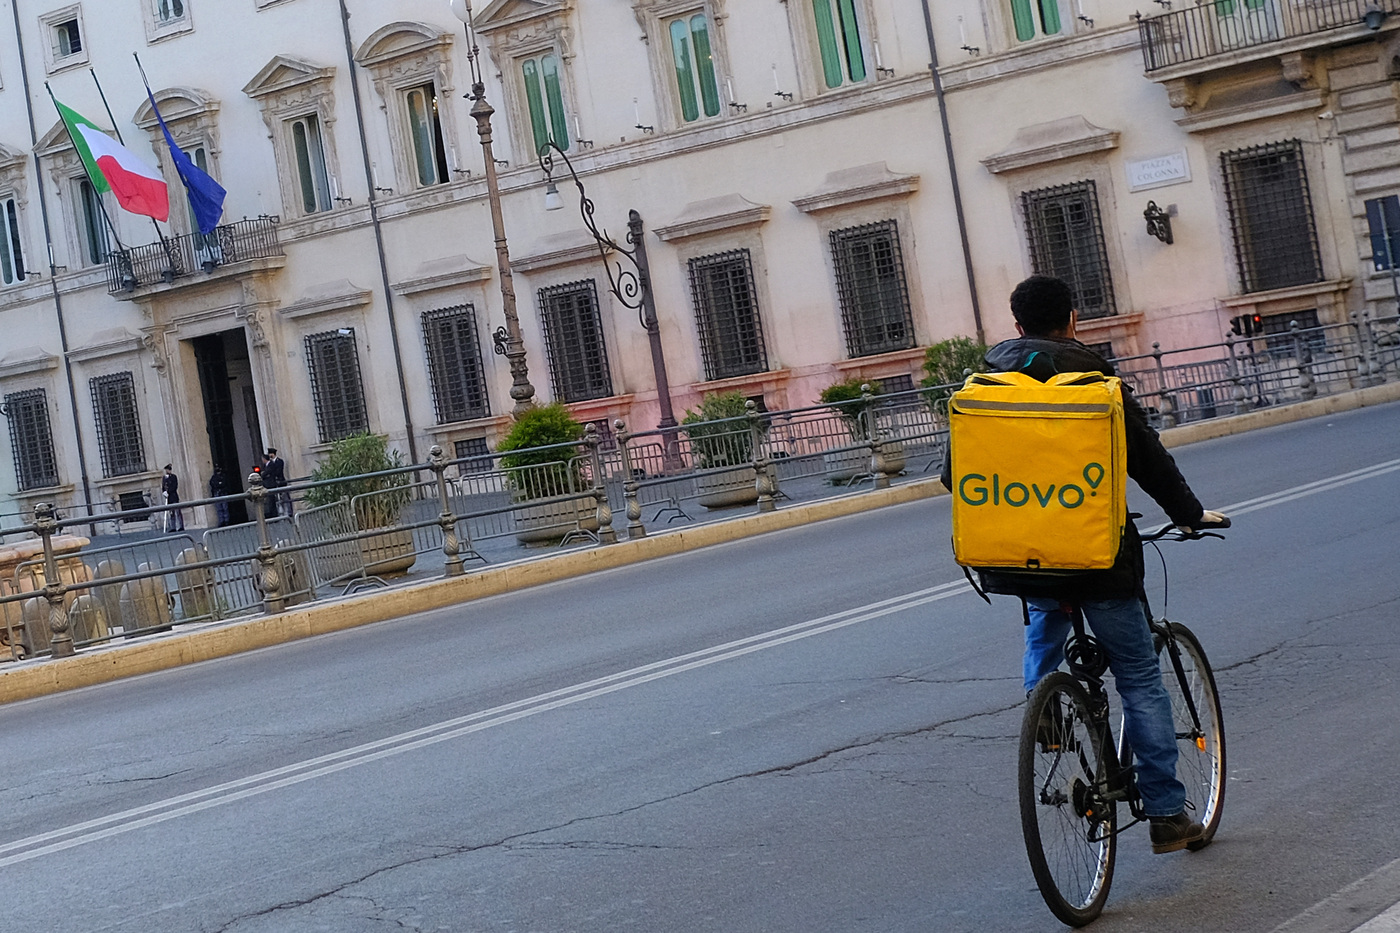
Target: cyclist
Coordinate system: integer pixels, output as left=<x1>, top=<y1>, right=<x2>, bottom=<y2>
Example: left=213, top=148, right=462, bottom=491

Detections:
left=944, top=274, right=1228, bottom=853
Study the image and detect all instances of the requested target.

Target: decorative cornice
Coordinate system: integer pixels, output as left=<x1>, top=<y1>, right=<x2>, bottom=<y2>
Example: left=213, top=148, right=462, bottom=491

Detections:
left=394, top=255, right=493, bottom=295
left=133, top=87, right=220, bottom=130
left=1220, top=278, right=1352, bottom=310
left=1174, top=88, right=1326, bottom=133
left=67, top=328, right=146, bottom=363
left=511, top=232, right=612, bottom=273
left=242, top=55, right=335, bottom=101
left=653, top=194, right=771, bottom=242
left=792, top=162, right=920, bottom=214
left=278, top=280, right=373, bottom=320
left=354, top=22, right=453, bottom=69
left=981, top=115, right=1120, bottom=175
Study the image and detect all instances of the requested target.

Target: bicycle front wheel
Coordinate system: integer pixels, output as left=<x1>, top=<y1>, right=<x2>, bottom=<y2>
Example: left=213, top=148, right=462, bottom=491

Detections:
left=1157, top=621, right=1226, bottom=849
left=1019, top=672, right=1117, bottom=927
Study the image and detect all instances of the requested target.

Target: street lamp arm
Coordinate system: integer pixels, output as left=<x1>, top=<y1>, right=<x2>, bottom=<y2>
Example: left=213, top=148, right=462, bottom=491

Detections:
left=538, top=141, right=648, bottom=330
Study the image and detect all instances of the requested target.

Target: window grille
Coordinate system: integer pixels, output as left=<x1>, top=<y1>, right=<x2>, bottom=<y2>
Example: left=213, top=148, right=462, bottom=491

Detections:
left=688, top=249, right=769, bottom=381
left=4, top=389, right=59, bottom=491
left=538, top=279, right=613, bottom=403
left=1221, top=140, right=1323, bottom=294
left=454, top=436, right=493, bottom=474
left=422, top=305, right=490, bottom=424
left=1084, top=341, right=1114, bottom=361
left=305, top=329, right=369, bottom=443
left=1022, top=180, right=1116, bottom=319
left=1259, top=309, right=1325, bottom=354
left=830, top=220, right=916, bottom=358
left=90, top=372, right=146, bottom=477
left=1, top=196, right=26, bottom=286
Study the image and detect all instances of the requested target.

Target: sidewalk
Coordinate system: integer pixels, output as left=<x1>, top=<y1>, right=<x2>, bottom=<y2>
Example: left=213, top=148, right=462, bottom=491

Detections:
left=3, top=380, right=1399, bottom=706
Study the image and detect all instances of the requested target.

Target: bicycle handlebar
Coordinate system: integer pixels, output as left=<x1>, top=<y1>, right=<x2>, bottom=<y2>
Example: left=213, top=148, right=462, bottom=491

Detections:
left=1141, top=515, right=1231, bottom=542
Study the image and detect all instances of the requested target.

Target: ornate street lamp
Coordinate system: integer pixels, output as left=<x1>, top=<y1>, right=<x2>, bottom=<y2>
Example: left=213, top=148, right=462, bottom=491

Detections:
left=537, top=141, right=678, bottom=434
left=448, top=0, right=535, bottom=415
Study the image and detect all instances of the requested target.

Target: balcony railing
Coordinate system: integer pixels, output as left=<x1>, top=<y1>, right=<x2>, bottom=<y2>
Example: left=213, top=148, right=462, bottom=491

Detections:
left=105, top=215, right=283, bottom=295
left=1138, top=0, right=1400, bottom=73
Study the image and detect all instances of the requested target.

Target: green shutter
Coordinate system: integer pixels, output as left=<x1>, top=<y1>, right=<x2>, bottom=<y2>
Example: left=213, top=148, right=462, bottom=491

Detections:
left=1, top=199, right=17, bottom=285
left=670, top=19, right=700, bottom=122
left=1037, top=0, right=1061, bottom=34
left=292, top=120, right=317, bottom=214
left=836, top=0, right=866, bottom=82
left=1010, top=0, right=1035, bottom=40
left=812, top=0, right=844, bottom=88
left=690, top=15, right=721, bottom=118
left=542, top=54, right=569, bottom=150
left=1214, top=0, right=1236, bottom=16
left=522, top=59, right=550, bottom=156
left=407, top=87, right=437, bottom=186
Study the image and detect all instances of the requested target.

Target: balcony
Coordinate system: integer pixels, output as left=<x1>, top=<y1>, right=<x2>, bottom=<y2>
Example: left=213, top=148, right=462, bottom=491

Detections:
left=106, top=215, right=283, bottom=296
left=1138, top=0, right=1400, bottom=74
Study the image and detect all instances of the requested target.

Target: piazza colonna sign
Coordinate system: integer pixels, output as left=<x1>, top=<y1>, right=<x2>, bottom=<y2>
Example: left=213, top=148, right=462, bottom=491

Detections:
left=1126, top=151, right=1191, bottom=192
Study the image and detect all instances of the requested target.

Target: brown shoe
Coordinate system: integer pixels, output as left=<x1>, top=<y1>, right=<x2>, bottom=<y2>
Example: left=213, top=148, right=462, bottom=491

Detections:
left=1150, top=812, right=1204, bottom=854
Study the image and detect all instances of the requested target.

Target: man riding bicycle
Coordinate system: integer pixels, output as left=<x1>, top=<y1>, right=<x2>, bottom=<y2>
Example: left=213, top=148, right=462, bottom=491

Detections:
left=943, top=274, right=1228, bottom=853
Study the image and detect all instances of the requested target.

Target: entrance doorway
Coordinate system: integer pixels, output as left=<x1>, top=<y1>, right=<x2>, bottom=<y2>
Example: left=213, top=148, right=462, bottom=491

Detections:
left=192, top=329, right=262, bottom=524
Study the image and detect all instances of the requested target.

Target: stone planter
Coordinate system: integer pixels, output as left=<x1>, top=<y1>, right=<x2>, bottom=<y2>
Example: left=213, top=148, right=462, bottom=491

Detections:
left=822, top=446, right=869, bottom=484
left=359, top=527, right=417, bottom=577
left=878, top=437, right=908, bottom=476
left=696, top=467, right=759, bottom=509
left=514, top=495, right=599, bottom=545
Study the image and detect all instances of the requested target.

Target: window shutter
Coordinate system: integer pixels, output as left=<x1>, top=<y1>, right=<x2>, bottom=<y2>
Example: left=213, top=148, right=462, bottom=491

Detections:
left=812, top=0, right=845, bottom=88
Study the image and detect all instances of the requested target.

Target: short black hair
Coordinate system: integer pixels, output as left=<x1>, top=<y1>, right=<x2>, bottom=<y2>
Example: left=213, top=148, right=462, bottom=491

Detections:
left=1009, top=275, right=1074, bottom=336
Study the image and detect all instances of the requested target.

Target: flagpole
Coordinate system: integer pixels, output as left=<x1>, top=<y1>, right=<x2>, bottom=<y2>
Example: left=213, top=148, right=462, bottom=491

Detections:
left=43, top=82, right=128, bottom=254
left=90, top=68, right=176, bottom=280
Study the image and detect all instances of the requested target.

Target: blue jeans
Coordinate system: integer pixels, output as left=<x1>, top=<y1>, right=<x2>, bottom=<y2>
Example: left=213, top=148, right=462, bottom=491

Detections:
left=1025, top=596, right=1185, bottom=819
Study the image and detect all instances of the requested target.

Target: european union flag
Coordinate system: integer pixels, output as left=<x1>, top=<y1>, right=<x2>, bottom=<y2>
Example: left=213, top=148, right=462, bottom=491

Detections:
left=145, top=87, right=226, bottom=235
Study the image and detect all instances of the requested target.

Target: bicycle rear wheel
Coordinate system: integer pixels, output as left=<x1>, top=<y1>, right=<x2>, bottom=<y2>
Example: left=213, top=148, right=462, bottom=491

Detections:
left=1019, top=672, right=1117, bottom=927
left=1157, top=621, right=1225, bottom=849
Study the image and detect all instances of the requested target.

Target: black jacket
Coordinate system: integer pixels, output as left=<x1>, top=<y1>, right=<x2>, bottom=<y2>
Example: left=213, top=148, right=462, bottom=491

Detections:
left=942, top=336, right=1204, bottom=600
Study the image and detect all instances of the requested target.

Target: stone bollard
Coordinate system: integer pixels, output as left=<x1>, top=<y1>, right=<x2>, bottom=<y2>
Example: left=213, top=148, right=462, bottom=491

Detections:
left=249, top=471, right=285, bottom=614
left=67, top=594, right=108, bottom=643
left=1291, top=320, right=1317, bottom=400
left=174, top=545, right=216, bottom=620
left=21, top=596, right=48, bottom=656
left=34, top=502, right=74, bottom=658
left=119, top=563, right=174, bottom=637
left=747, top=400, right=777, bottom=513
left=615, top=419, right=647, bottom=540
left=94, top=559, right=127, bottom=633
left=429, top=445, right=465, bottom=578
left=585, top=424, right=617, bottom=545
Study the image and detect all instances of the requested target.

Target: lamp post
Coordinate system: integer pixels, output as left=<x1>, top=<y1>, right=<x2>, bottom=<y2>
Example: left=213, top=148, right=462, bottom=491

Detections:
left=538, top=141, right=678, bottom=435
left=449, top=0, right=535, bottom=415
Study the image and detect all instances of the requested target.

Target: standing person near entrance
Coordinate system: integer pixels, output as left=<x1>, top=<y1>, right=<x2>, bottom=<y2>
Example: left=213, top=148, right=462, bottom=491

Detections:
left=258, top=452, right=279, bottom=519
left=264, top=447, right=291, bottom=517
left=943, top=274, right=1228, bottom=853
left=209, top=465, right=229, bottom=527
left=161, top=464, right=185, bottom=533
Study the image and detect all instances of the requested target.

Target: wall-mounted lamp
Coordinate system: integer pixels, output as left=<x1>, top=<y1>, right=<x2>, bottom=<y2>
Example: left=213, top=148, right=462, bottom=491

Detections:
left=1144, top=200, right=1175, bottom=245
left=1363, top=3, right=1386, bottom=30
left=543, top=181, right=564, bottom=212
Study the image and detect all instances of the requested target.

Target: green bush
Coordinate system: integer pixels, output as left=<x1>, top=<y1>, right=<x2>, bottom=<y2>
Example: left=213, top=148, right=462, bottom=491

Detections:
left=495, top=403, right=585, bottom=497
left=819, top=378, right=883, bottom=434
left=303, top=432, right=411, bottom=528
left=682, top=391, right=761, bottom=469
left=921, top=337, right=989, bottom=403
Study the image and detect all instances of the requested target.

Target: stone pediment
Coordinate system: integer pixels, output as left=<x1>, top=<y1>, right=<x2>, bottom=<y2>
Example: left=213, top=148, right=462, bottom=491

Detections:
left=394, top=254, right=493, bottom=295
left=981, top=116, right=1119, bottom=175
left=35, top=118, right=88, bottom=157
left=242, top=56, right=335, bottom=100
left=476, top=0, right=568, bottom=32
left=653, top=194, right=770, bottom=242
left=792, top=162, right=920, bottom=214
left=68, top=328, right=146, bottom=363
left=133, top=87, right=219, bottom=129
left=0, top=347, right=60, bottom=378
left=278, top=280, right=373, bottom=320
left=0, top=143, right=25, bottom=168
left=354, top=22, right=452, bottom=67
left=511, top=231, right=612, bottom=273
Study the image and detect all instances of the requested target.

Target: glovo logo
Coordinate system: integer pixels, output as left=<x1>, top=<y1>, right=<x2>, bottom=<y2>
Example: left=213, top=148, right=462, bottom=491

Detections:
left=958, top=463, right=1106, bottom=510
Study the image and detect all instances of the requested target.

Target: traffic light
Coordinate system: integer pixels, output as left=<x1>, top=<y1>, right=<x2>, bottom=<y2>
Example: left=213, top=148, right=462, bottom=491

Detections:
left=1230, top=314, right=1263, bottom=337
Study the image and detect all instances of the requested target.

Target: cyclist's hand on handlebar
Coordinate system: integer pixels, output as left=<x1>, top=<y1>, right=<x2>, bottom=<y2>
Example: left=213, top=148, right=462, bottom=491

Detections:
left=1178, top=509, right=1230, bottom=534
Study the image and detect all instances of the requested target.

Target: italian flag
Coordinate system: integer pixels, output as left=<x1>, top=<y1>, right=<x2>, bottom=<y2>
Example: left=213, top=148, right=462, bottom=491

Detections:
left=55, top=99, right=170, bottom=222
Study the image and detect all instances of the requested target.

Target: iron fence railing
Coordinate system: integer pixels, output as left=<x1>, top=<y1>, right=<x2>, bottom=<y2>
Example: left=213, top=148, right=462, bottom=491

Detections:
left=1138, top=0, right=1400, bottom=72
left=104, top=216, right=282, bottom=294
left=2, top=306, right=1398, bottom=665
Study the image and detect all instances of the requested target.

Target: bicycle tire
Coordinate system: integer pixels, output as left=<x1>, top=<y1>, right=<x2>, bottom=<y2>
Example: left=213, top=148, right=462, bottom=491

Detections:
left=1019, top=672, right=1117, bottom=927
left=1157, top=621, right=1226, bottom=849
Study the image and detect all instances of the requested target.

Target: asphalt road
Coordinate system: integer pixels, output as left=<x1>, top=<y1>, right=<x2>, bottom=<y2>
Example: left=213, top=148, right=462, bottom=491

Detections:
left=3, top=402, right=1399, bottom=933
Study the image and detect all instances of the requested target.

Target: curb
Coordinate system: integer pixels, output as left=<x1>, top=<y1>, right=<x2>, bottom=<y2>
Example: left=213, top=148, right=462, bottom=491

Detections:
left=3, top=383, right=1398, bottom=705
left=0, top=480, right=942, bottom=705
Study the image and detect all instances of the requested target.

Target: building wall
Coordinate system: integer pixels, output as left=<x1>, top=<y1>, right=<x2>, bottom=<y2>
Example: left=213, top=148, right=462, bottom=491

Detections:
left=2, top=0, right=1397, bottom=522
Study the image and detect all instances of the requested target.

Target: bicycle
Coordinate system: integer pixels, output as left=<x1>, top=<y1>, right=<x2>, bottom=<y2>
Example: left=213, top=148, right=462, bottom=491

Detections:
left=1018, top=520, right=1228, bottom=926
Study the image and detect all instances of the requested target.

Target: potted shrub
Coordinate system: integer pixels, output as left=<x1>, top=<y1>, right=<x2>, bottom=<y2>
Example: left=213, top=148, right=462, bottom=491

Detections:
left=304, top=432, right=416, bottom=576
left=682, top=391, right=763, bottom=508
left=495, top=403, right=597, bottom=544
left=921, top=336, right=990, bottom=408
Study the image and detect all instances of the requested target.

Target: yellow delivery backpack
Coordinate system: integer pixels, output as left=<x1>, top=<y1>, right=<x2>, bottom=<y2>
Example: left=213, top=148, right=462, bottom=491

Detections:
left=949, top=371, right=1127, bottom=572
